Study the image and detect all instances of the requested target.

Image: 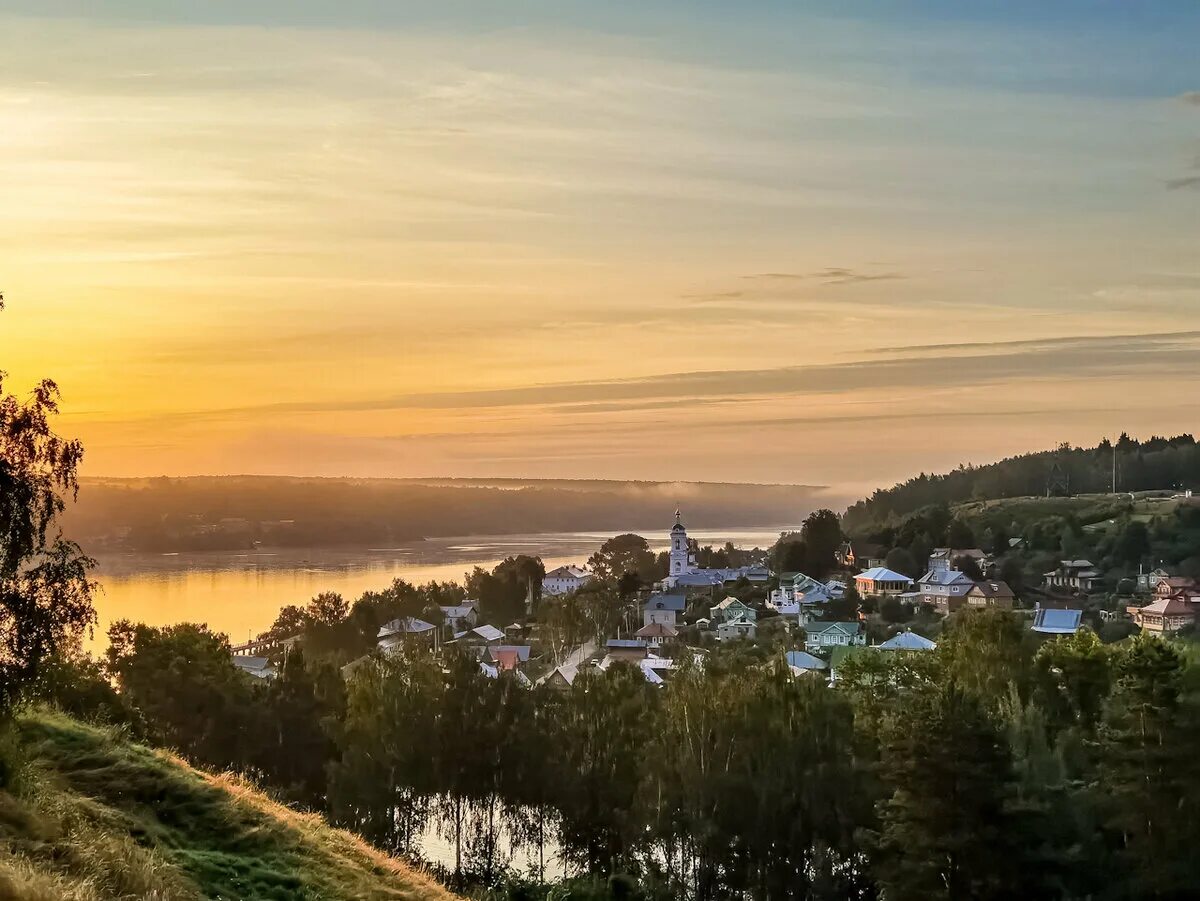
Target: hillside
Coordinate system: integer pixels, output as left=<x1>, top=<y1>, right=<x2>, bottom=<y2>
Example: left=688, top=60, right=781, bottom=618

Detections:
left=0, top=710, right=457, bottom=901
left=62, top=476, right=836, bottom=553
left=843, top=433, right=1199, bottom=531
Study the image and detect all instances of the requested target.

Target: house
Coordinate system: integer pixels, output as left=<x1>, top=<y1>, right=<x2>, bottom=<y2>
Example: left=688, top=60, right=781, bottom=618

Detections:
left=439, top=603, right=478, bottom=632
left=605, top=639, right=648, bottom=663
left=1134, top=597, right=1196, bottom=635
left=767, top=574, right=832, bottom=625
left=717, top=618, right=756, bottom=642
left=635, top=621, right=679, bottom=649
left=1136, top=567, right=1170, bottom=591
left=854, top=567, right=914, bottom=598
left=231, top=655, right=277, bottom=680
left=928, top=547, right=989, bottom=574
left=542, top=565, right=592, bottom=596
left=918, top=569, right=976, bottom=614
left=542, top=664, right=580, bottom=691
left=838, top=541, right=886, bottom=570
left=378, top=617, right=438, bottom=651
left=1031, top=606, right=1083, bottom=635
left=487, top=645, right=532, bottom=666
left=877, top=629, right=937, bottom=651
left=966, top=580, right=1016, bottom=610
left=804, top=621, right=865, bottom=652
left=1153, top=576, right=1199, bottom=601
left=784, top=650, right=828, bottom=676
left=643, top=591, right=687, bottom=627
left=1044, top=560, right=1103, bottom=594
left=637, top=655, right=678, bottom=686
left=711, top=597, right=757, bottom=624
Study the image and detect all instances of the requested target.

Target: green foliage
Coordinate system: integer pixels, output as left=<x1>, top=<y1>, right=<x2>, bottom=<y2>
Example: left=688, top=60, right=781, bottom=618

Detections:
left=587, top=535, right=659, bottom=586
left=1092, top=635, right=1200, bottom=897
left=0, top=354, right=96, bottom=719
left=104, top=621, right=258, bottom=770
left=873, top=683, right=1049, bottom=900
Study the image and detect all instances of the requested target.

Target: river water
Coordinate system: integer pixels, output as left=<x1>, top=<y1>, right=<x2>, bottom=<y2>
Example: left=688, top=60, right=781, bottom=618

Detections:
left=90, top=526, right=787, bottom=646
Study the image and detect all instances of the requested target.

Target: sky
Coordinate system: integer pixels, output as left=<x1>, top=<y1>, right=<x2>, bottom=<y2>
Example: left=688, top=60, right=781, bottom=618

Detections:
left=1, top=1, right=1197, bottom=496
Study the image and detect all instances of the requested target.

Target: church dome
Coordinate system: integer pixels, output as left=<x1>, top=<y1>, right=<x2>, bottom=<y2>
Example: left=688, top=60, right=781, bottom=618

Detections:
left=671, top=510, right=686, bottom=532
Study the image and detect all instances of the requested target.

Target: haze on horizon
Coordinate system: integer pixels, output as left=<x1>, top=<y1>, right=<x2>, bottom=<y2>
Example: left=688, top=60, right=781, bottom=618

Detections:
left=2, top=1, right=1198, bottom=497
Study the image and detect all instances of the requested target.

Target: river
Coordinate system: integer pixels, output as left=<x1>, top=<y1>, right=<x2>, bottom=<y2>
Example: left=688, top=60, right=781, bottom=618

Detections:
left=90, top=526, right=788, bottom=645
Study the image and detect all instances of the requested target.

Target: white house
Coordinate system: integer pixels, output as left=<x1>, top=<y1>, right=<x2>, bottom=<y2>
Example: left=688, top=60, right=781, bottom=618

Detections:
left=717, top=618, right=757, bottom=642
left=377, top=617, right=438, bottom=652
left=643, top=591, right=687, bottom=627
left=542, top=565, right=592, bottom=596
left=439, top=603, right=478, bottom=632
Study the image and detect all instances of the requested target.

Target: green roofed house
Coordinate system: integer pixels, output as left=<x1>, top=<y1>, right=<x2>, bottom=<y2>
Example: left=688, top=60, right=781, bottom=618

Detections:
left=804, top=621, right=865, bottom=652
left=711, top=596, right=757, bottom=624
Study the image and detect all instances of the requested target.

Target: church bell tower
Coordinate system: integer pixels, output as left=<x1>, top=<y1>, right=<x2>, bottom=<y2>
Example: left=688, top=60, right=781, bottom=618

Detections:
left=669, top=510, right=689, bottom=577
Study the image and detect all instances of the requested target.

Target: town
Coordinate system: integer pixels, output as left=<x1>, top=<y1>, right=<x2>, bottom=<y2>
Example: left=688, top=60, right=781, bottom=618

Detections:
left=229, top=492, right=1200, bottom=690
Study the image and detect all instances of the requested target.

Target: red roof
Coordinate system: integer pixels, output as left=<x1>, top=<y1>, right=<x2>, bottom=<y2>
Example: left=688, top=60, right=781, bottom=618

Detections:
left=492, top=649, right=520, bottom=671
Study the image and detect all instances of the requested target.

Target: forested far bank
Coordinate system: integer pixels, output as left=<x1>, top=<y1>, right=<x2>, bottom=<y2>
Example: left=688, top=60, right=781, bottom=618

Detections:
left=61, top=476, right=832, bottom=553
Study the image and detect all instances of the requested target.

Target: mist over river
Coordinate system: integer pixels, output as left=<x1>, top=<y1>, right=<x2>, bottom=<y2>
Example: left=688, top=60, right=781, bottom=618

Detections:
left=90, top=526, right=788, bottom=645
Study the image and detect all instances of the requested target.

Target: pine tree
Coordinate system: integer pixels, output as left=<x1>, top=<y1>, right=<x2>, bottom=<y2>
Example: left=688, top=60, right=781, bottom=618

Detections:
left=873, top=683, right=1036, bottom=900
left=1093, top=634, right=1200, bottom=898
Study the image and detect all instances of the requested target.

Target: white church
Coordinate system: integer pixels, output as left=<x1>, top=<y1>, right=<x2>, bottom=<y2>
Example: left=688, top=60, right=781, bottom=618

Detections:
left=663, top=511, right=770, bottom=589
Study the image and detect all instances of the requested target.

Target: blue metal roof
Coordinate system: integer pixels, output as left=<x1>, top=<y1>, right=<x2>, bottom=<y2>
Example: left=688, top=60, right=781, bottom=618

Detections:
left=1032, top=608, right=1082, bottom=634
left=878, top=630, right=937, bottom=651
left=785, top=650, right=828, bottom=670
left=645, top=591, right=687, bottom=611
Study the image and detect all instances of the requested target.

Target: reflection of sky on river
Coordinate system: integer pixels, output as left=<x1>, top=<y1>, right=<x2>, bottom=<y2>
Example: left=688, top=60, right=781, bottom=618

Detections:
left=90, top=527, right=788, bottom=646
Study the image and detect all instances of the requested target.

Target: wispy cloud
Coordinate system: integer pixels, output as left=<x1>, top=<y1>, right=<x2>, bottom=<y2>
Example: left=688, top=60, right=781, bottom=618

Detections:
left=742, top=268, right=904, bottom=285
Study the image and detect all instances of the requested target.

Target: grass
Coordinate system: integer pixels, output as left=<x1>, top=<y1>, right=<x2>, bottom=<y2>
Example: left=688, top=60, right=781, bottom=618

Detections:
left=0, top=710, right=459, bottom=901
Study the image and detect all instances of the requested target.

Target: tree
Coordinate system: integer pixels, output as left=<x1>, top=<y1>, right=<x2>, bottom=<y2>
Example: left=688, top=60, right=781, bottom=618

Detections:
left=588, top=534, right=657, bottom=585
left=1112, top=520, right=1150, bottom=567
left=939, top=609, right=1031, bottom=709
left=105, top=621, right=257, bottom=769
left=256, top=647, right=344, bottom=807
left=953, top=554, right=985, bottom=581
left=772, top=536, right=809, bottom=575
left=0, top=312, right=97, bottom=717
left=1093, top=634, right=1200, bottom=897
left=947, top=518, right=975, bottom=549
left=885, top=547, right=919, bottom=578
left=554, top=664, right=655, bottom=875
left=306, top=591, right=348, bottom=626
left=873, top=683, right=1037, bottom=900
left=329, top=647, right=441, bottom=854
left=799, top=509, right=842, bottom=579
left=1031, top=629, right=1113, bottom=736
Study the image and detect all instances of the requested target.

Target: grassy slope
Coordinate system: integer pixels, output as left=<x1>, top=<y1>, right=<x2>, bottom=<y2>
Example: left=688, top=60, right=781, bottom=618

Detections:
left=953, top=493, right=1183, bottom=533
left=0, top=710, right=458, bottom=901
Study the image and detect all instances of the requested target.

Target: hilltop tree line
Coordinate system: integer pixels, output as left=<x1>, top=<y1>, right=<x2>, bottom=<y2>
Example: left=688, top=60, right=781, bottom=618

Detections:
left=844, top=434, right=1200, bottom=532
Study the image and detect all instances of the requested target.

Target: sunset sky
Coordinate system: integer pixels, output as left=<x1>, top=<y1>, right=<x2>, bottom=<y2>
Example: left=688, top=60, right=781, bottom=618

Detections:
left=2, top=2, right=1198, bottom=495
